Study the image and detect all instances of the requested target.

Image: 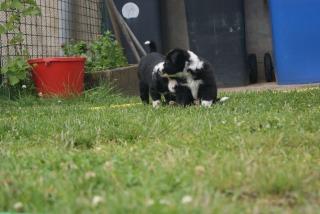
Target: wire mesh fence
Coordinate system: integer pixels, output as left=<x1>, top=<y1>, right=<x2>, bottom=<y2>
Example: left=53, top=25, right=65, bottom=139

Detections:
left=0, top=0, right=106, bottom=68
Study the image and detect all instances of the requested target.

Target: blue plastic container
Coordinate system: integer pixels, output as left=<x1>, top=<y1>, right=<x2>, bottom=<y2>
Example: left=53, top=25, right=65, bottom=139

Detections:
left=269, top=0, right=320, bottom=84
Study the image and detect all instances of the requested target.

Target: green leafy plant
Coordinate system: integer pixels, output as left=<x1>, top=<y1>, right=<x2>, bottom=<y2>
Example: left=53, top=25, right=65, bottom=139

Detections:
left=0, top=0, right=41, bottom=98
left=1, top=57, right=30, bottom=86
left=63, top=31, right=128, bottom=73
left=0, top=57, right=34, bottom=99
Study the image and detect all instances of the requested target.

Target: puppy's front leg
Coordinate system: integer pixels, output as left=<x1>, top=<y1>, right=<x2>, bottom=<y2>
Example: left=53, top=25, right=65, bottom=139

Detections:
left=175, top=86, right=194, bottom=107
left=150, top=88, right=161, bottom=108
left=164, top=93, right=176, bottom=105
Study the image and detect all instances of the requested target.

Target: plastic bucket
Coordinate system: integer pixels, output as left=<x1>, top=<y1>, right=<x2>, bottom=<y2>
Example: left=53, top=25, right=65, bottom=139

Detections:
left=269, top=0, right=320, bottom=84
left=28, top=57, right=86, bottom=97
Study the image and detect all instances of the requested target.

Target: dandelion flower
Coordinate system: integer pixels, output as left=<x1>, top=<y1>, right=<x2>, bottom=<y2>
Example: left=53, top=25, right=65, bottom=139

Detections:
left=13, top=202, right=24, bottom=212
left=92, top=196, right=104, bottom=206
left=145, top=198, right=154, bottom=206
left=181, top=195, right=193, bottom=204
left=159, top=199, right=170, bottom=205
left=195, top=165, right=206, bottom=176
left=85, top=171, right=96, bottom=180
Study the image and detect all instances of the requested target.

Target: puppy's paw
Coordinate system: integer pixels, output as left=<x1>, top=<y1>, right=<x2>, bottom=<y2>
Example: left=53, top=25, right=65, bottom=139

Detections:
left=194, top=99, right=201, bottom=106
left=201, top=100, right=213, bottom=107
left=168, top=101, right=176, bottom=106
left=152, top=100, right=161, bottom=108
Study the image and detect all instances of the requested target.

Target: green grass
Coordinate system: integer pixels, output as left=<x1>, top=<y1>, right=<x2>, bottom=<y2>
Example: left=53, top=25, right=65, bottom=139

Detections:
left=1, top=87, right=320, bottom=213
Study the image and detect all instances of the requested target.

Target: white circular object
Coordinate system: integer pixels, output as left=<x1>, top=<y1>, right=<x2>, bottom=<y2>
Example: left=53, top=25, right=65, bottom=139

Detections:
left=122, top=2, right=140, bottom=19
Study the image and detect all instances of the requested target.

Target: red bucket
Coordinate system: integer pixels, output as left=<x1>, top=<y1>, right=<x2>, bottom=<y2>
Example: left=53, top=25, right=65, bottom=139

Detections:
left=28, top=57, right=86, bottom=97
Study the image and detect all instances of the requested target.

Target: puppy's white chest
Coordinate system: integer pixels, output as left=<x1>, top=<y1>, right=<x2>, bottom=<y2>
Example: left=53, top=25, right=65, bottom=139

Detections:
left=185, top=75, right=203, bottom=99
left=168, top=79, right=178, bottom=92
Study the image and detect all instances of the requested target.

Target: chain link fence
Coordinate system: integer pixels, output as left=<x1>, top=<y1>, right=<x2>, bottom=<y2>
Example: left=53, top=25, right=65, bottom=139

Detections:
left=0, top=0, right=108, bottom=67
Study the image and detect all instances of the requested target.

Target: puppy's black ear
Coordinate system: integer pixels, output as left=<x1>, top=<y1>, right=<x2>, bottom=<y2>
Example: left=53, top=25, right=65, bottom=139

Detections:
left=167, top=49, right=189, bottom=69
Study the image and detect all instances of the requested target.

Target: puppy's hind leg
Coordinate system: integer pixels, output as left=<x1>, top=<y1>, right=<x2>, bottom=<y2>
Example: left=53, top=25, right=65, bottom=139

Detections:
left=198, top=84, right=217, bottom=107
left=139, top=82, right=150, bottom=104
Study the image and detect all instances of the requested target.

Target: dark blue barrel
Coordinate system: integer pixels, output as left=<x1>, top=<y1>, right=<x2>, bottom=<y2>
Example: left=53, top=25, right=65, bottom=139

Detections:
left=269, top=0, right=320, bottom=84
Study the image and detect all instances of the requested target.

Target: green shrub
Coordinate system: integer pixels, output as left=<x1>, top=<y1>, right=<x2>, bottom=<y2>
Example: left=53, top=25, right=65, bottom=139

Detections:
left=62, top=31, right=128, bottom=73
left=62, top=41, right=88, bottom=57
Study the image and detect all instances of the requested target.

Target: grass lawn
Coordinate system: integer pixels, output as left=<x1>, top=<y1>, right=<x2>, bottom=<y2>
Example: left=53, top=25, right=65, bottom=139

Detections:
left=1, top=87, right=320, bottom=213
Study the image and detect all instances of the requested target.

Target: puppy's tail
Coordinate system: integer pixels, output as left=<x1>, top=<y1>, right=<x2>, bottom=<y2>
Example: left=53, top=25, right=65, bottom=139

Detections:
left=144, top=40, right=157, bottom=53
left=216, top=96, right=230, bottom=103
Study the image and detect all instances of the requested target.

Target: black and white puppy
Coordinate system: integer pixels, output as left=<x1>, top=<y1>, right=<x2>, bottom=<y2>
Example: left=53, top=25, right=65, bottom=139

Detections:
left=138, top=41, right=175, bottom=107
left=155, top=49, right=219, bottom=107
